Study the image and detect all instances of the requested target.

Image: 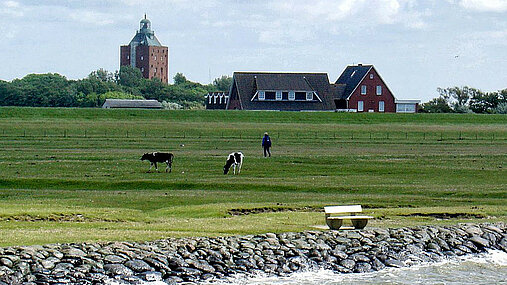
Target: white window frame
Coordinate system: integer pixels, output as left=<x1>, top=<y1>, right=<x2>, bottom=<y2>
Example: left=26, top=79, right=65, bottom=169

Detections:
left=154, top=56, right=157, bottom=60
left=258, top=91, right=265, bottom=101
left=379, top=101, right=385, bottom=112
left=213, top=96, right=217, bottom=104
left=288, top=91, right=295, bottom=101
left=276, top=90, right=282, bottom=101
left=208, top=96, right=212, bottom=104
left=306, top=92, right=313, bottom=101
left=361, top=85, right=367, bottom=95
left=376, top=85, right=382, bottom=95
left=370, top=74, right=373, bottom=79
left=140, top=56, right=144, bottom=61
left=141, top=67, right=144, bottom=72
left=358, top=101, right=364, bottom=112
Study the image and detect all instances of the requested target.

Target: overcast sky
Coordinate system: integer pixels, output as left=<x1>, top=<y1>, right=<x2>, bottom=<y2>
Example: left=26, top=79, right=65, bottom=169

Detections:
left=0, top=0, right=506, bottom=102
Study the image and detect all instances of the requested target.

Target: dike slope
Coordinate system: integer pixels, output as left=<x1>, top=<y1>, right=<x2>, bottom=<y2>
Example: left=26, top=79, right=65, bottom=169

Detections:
left=0, top=223, right=505, bottom=284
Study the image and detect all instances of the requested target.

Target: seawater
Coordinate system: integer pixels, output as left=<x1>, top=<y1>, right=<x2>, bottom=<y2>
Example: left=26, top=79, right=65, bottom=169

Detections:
left=107, top=250, right=507, bottom=285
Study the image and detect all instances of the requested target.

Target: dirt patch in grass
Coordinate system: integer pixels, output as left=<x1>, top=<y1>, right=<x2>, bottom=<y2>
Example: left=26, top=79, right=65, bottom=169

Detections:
left=0, top=213, right=124, bottom=223
left=399, top=213, right=486, bottom=219
left=228, top=206, right=322, bottom=216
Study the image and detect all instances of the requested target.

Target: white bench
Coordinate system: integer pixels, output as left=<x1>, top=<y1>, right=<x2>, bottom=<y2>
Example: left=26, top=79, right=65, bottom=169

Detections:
left=324, top=205, right=373, bottom=230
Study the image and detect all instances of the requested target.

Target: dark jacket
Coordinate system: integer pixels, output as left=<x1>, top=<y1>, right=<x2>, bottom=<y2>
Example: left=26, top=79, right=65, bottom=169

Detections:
left=262, top=135, right=272, bottom=147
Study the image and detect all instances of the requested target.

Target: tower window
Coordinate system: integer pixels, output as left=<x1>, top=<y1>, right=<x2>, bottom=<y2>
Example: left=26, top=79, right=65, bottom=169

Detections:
left=140, top=56, right=144, bottom=61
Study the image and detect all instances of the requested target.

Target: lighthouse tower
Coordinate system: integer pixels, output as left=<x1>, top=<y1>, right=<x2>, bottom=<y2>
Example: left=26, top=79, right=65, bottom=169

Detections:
left=120, top=15, right=169, bottom=83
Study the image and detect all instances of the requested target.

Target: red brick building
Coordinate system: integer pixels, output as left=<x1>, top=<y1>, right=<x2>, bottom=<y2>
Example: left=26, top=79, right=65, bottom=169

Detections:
left=334, top=64, right=396, bottom=112
left=120, top=15, right=169, bottom=83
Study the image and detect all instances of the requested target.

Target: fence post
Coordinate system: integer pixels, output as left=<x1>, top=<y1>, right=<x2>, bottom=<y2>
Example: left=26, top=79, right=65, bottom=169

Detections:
left=423, top=132, right=425, bottom=140
left=405, top=132, right=408, bottom=139
left=440, top=133, right=443, bottom=141
left=386, top=132, right=389, bottom=140
left=459, top=132, right=462, bottom=140
left=370, top=132, right=372, bottom=140
left=84, top=130, right=87, bottom=138
left=126, top=130, right=129, bottom=138
left=144, top=131, right=147, bottom=138
left=64, top=130, right=66, bottom=138
left=24, top=130, right=26, bottom=137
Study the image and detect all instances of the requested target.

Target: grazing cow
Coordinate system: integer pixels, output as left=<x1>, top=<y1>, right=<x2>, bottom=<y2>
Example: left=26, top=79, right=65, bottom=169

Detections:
left=141, top=152, right=174, bottom=173
left=224, top=152, right=244, bottom=175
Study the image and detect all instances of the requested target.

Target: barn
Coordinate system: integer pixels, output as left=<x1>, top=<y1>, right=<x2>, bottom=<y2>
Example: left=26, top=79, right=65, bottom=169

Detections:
left=225, top=72, right=341, bottom=111
left=102, top=99, right=162, bottom=109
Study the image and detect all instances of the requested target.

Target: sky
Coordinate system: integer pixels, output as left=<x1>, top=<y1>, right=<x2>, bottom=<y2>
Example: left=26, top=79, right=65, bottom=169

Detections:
left=0, top=0, right=506, bottom=102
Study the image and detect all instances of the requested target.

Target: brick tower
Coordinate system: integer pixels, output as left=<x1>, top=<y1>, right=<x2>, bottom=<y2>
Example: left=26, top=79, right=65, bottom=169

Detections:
left=120, top=15, right=169, bottom=83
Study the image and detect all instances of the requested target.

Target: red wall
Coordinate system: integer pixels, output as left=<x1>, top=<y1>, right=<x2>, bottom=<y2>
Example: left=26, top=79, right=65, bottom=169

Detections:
left=120, top=45, right=168, bottom=84
left=348, top=68, right=395, bottom=113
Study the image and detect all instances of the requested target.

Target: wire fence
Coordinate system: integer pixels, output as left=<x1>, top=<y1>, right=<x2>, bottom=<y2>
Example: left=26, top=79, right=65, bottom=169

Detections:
left=1, top=129, right=505, bottom=142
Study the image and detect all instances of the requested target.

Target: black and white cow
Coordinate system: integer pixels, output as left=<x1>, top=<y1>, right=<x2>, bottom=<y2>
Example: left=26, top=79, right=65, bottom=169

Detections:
left=141, top=152, right=174, bottom=173
left=224, top=152, right=244, bottom=175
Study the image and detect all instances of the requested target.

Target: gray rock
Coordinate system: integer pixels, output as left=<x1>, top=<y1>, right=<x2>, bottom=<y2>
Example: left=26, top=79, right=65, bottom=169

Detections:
left=104, top=254, right=126, bottom=264
left=385, top=259, right=404, bottom=268
left=62, top=248, right=86, bottom=258
left=340, top=259, right=355, bottom=269
left=125, top=259, right=153, bottom=272
left=103, top=264, right=133, bottom=276
left=354, top=262, right=372, bottom=273
left=469, top=236, right=490, bottom=248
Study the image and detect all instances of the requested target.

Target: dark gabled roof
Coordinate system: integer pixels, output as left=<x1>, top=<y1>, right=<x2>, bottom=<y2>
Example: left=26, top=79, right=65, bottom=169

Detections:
left=102, top=99, right=162, bottom=109
left=231, top=72, right=341, bottom=111
left=335, top=64, right=373, bottom=99
left=255, top=74, right=314, bottom=91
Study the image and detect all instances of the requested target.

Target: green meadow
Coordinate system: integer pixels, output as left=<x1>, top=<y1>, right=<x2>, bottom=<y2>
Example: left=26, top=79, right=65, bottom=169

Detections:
left=0, top=107, right=505, bottom=246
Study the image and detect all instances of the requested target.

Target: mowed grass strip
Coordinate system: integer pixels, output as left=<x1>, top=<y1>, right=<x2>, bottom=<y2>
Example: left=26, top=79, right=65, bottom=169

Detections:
left=0, top=107, right=505, bottom=246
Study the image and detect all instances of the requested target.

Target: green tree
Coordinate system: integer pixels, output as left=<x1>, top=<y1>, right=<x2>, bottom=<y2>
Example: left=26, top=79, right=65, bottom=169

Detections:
left=469, top=91, right=499, bottom=114
left=10, top=73, right=75, bottom=107
left=173, top=73, right=187, bottom=85
left=0, top=80, right=22, bottom=106
left=437, top=86, right=478, bottom=113
left=88, top=68, right=115, bottom=83
left=213, top=75, right=232, bottom=92
left=421, top=97, right=453, bottom=113
left=118, top=66, right=144, bottom=88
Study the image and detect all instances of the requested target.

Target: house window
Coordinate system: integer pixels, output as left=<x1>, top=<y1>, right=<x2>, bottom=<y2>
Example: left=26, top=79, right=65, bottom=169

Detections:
left=379, top=101, right=385, bottom=112
left=258, top=91, right=265, bottom=101
left=370, top=74, right=373, bottom=79
left=361, top=85, right=367, bottom=95
left=140, top=56, right=144, bottom=61
left=276, top=91, right=282, bottom=101
left=265, top=91, right=276, bottom=100
left=154, top=56, right=157, bottom=60
left=358, top=101, right=364, bottom=112
left=295, top=92, right=306, bottom=100
left=282, top=92, right=289, bottom=100
left=288, top=91, right=295, bottom=101
left=306, top=92, right=313, bottom=101
left=376, top=85, right=382, bottom=95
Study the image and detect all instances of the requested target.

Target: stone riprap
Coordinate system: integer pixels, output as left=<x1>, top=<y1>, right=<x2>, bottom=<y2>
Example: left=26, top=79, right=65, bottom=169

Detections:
left=0, top=223, right=505, bottom=284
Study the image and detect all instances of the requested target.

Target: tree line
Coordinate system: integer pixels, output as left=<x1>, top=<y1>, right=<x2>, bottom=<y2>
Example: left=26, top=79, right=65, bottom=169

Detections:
left=421, top=86, right=507, bottom=114
left=0, top=66, right=233, bottom=109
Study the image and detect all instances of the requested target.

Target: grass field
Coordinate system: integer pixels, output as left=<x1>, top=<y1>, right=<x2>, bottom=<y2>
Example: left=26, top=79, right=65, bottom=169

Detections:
left=0, top=107, right=505, bottom=246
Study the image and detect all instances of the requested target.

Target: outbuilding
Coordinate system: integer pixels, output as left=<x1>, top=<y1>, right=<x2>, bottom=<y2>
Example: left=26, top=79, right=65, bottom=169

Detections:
left=102, top=99, right=162, bottom=109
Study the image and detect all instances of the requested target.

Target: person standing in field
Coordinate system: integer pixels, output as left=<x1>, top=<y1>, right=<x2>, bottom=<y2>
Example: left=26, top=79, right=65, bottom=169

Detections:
left=262, top=132, right=272, bottom=157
